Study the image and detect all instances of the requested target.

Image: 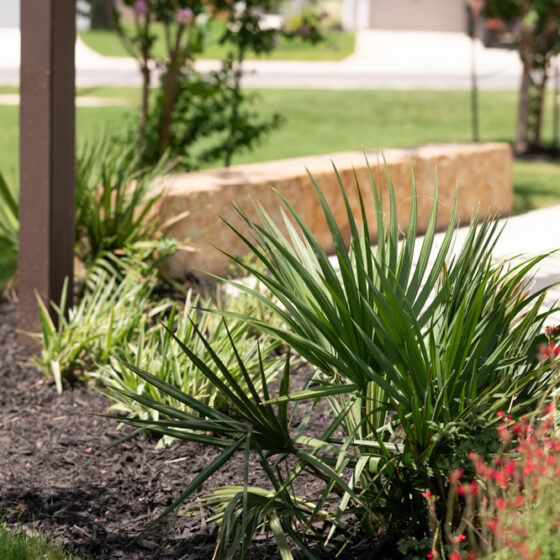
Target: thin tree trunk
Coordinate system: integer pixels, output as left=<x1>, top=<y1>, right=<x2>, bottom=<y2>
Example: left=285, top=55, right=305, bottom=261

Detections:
left=515, top=25, right=533, bottom=154
left=140, top=63, right=151, bottom=126
left=157, top=27, right=188, bottom=155
left=225, top=48, right=245, bottom=168
left=532, top=69, right=549, bottom=149
left=470, top=34, right=479, bottom=142
left=157, top=67, right=181, bottom=153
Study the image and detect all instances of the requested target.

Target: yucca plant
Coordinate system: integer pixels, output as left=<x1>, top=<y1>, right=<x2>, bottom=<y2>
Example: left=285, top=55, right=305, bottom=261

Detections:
left=0, top=171, right=18, bottom=295
left=221, top=161, right=557, bottom=527
left=96, top=288, right=283, bottom=446
left=110, top=160, right=559, bottom=557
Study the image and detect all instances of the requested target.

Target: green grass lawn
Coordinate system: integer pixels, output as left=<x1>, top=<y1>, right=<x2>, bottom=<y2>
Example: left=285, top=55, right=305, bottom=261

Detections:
left=79, top=20, right=355, bottom=61
left=2, top=87, right=560, bottom=214
left=0, top=523, right=78, bottom=560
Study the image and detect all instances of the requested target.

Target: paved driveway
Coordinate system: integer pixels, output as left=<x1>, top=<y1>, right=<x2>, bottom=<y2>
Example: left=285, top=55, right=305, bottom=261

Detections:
left=0, top=28, right=528, bottom=88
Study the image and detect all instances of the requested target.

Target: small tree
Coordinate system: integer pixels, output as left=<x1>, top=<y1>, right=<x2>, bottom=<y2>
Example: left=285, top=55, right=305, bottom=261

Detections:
left=99, top=0, right=325, bottom=168
left=484, top=0, right=560, bottom=153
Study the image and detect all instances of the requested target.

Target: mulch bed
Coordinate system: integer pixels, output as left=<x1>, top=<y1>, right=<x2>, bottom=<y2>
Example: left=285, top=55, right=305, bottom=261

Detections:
left=0, top=300, right=228, bottom=559
left=0, top=300, right=392, bottom=560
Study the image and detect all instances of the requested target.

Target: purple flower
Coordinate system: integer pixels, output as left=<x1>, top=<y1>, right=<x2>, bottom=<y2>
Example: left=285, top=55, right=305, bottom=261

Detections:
left=175, top=7, right=194, bottom=25
left=297, top=23, right=311, bottom=38
left=134, top=0, right=148, bottom=16
left=320, top=11, right=329, bottom=20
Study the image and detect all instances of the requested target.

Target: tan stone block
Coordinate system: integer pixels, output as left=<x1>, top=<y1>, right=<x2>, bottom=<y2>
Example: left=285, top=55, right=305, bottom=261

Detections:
left=155, top=143, right=513, bottom=278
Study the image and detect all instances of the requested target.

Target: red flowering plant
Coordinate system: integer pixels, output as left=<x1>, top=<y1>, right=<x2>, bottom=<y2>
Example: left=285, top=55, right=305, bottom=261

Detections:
left=420, top=330, right=560, bottom=559
left=438, top=408, right=559, bottom=557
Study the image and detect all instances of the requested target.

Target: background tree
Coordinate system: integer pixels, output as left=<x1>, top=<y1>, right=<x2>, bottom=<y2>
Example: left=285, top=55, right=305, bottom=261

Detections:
left=484, top=0, right=560, bottom=153
left=97, top=0, right=325, bottom=169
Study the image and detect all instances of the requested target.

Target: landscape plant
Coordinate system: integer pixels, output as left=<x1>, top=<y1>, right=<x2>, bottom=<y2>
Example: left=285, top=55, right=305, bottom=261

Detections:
left=0, top=171, right=18, bottom=296
left=110, top=161, right=559, bottom=558
left=430, top=358, right=560, bottom=560
left=74, top=135, right=177, bottom=276
left=98, top=0, right=325, bottom=168
left=31, top=266, right=160, bottom=393
left=96, top=287, right=284, bottom=446
left=483, top=0, right=560, bottom=153
left=0, top=134, right=179, bottom=297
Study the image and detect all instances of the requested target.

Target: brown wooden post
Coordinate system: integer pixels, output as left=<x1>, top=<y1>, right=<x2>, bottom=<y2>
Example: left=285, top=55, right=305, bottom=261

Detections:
left=18, top=0, right=76, bottom=341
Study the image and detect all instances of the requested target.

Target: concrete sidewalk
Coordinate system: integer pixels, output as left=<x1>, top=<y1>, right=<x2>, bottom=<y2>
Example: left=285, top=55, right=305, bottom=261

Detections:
left=0, top=27, right=527, bottom=88
left=438, top=205, right=560, bottom=326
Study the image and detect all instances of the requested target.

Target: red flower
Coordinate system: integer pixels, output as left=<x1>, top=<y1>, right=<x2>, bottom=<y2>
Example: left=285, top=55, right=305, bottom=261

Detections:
left=470, top=480, right=479, bottom=495
left=493, top=470, right=508, bottom=485
left=504, top=460, right=516, bottom=476
left=540, top=343, right=560, bottom=360
left=423, top=490, right=432, bottom=498
left=495, top=497, right=506, bottom=509
left=449, top=468, right=464, bottom=485
left=485, top=18, right=505, bottom=31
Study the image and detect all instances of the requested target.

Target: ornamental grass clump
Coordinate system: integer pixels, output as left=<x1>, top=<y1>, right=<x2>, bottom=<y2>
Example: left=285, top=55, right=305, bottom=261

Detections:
left=111, top=160, right=560, bottom=559
left=31, top=266, right=161, bottom=393
left=0, top=171, right=18, bottom=296
left=75, top=136, right=176, bottom=275
left=97, top=289, right=284, bottom=447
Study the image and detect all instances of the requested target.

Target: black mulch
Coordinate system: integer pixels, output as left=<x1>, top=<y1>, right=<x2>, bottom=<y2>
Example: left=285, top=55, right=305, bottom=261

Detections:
left=0, top=300, right=393, bottom=560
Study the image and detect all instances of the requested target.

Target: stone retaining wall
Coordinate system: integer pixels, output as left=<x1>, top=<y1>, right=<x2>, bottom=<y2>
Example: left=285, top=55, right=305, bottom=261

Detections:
left=157, top=143, right=513, bottom=278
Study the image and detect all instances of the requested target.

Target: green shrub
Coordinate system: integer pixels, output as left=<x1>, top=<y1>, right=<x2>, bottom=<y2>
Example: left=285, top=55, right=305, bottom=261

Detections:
left=0, top=136, right=179, bottom=297
left=0, top=171, right=18, bottom=296
left=75, top=136, right=176, bottom=274
left=430, top=338, right=560, bottom=560
left=109, top=162, right=559, bottom=558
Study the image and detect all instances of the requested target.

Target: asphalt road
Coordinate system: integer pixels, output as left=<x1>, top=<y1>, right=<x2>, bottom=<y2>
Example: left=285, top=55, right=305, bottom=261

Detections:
left=0, top=65, right=523, bottom=90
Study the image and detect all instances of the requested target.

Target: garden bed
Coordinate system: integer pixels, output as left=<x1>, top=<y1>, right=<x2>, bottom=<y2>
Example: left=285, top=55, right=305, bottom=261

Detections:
left=0, top=301, right=224, bottom=560
left=0, top=301, right=389, bottom=560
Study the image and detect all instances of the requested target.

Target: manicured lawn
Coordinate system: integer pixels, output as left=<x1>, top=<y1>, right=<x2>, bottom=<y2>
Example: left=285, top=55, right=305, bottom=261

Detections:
left=79, top=20, right=355, bottom=61
left=0, top=524, right=77, bottom=560
left=2, top=87, right=560, bottom=214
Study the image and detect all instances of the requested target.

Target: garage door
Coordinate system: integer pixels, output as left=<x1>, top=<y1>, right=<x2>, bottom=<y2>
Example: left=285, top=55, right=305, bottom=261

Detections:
left=370, top=0, right=466, bottom=32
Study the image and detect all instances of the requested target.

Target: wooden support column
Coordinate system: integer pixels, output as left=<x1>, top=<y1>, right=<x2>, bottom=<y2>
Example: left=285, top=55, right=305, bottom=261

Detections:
left=18, top=0, right=76, bottom=341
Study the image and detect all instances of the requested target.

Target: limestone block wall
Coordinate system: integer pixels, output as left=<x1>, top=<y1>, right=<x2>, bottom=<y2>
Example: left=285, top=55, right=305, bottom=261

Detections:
left=156, top=143, right=513, bottom=278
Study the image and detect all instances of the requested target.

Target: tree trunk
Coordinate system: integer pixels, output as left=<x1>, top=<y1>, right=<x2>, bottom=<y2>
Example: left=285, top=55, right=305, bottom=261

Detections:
left=515, top=25, right=534, bottom=154
left=140, top=63, right=151, bottom=127
left=157, top=66, right=181, bottom=155
left=224, top=54, right=244, bottom=168
left=156, top=27, right=188, bottom=157
left=532, top=69, right=549, bottom=149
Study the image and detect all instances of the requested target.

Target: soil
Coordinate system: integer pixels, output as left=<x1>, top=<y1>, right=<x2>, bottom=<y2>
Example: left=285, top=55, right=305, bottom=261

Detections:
left=0, top=301, right=393, bottom=560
